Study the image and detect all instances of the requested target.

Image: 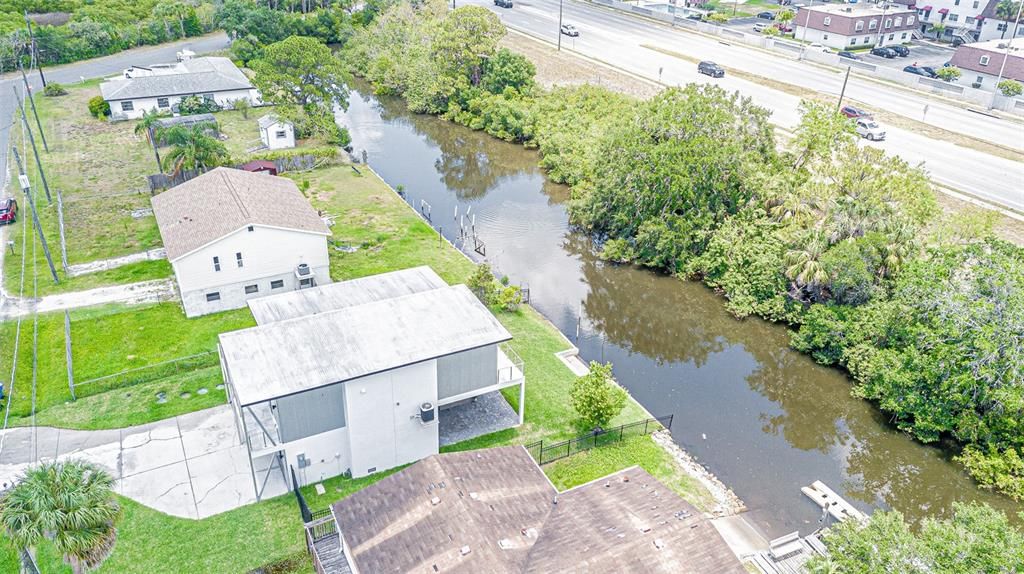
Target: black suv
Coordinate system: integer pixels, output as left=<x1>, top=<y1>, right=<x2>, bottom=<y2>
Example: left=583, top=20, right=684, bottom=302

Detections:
left=870, top=46, right=897, bottom=58
left=889, top=45, right=910, bottom=57
left=903, top=65, right=937, bottom=78
left=494, top=0, right=513, bottom=7
left=698, top=61, right=725, bottom=77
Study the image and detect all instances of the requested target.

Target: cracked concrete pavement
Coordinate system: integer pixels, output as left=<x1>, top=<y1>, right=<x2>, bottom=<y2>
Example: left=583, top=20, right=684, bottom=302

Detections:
left=0, top=406, right=289, bottom=519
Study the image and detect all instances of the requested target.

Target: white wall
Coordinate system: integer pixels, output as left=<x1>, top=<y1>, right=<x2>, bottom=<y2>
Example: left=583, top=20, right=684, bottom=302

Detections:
left=108, top=88, right=260, bottom=121
left=261, top=122, right=296, bottom=150
left=795, top=26, right=913, bottom=50
left=283, top=427, right=351, bottom=487
left=172, top=225, right=330, bottom=317
left=344, top=361, right=439, bottom=478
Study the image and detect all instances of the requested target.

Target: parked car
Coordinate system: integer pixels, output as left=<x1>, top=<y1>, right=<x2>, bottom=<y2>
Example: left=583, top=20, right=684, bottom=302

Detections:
left=889, top=45, right=910, bottom=57
left=775, top=23, right=793, bottom=32
left=757, top=10, right=776, bottom=19
left=697, top=60, right=725, bottom=77
left=837, top=50, right=861, bottom=60
left=840, top=105, right=872, bottom=119
left=807, top=43, right=832, bottom=53
left=560, top=23, right=579, bottom=36
left=494, top=0, right=513, bottom=7
left=754, top=22, right=769, bottom=32
left=870, top=46, right=897, bottom=58
left=921, top=66, right=939, bottom=77
left=0, top=197, right=17, bottom=225
left=855, top=118, right=886, bottom=141
left=903, top=65, right=935, bottom=77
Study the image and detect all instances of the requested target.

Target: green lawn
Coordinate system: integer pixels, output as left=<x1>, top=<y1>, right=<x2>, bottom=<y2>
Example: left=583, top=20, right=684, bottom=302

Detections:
left=0, top=302, right=253, bottom=424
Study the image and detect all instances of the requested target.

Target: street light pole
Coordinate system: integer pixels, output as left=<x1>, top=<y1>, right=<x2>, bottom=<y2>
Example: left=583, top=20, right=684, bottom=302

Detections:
left=836, top=66, right=851, bottom=110
left=991, top=0, right=1023, bottom=108
left=798, top=0, right=816, bottom=59
left=558, top=0, right=564, bottom=51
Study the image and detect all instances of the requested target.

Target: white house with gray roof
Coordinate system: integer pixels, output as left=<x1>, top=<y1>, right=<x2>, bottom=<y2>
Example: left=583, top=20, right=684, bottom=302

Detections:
left=217, top=266, right=526, bottom=497
left=100, top=56, right=259, bottom=121
left=151, top=167, right=331, bottom=318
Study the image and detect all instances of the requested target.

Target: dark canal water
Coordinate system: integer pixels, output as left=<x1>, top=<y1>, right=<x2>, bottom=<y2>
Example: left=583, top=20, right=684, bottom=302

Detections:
left=337, top=86, right=1021, bottom=538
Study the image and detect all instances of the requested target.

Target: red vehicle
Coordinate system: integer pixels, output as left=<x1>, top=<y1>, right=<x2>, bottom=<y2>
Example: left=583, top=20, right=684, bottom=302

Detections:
left=840, top=105, right=872, bottom=119
left=0, top=197, right=16, bottom=225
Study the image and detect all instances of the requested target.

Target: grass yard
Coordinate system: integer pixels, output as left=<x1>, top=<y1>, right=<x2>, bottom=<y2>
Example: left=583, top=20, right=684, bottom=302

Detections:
left=0, top=302, right=253, bottom=425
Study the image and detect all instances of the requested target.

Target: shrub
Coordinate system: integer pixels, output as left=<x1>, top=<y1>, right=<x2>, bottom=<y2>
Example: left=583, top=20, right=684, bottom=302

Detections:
left=43, top=83, right=68, bottom=96
left=87, top=95, right=110, bottom=118
left=936, top=66, right=961, bottom=82
left=997, top=79, right=1023, bottom=97
left=570, top=362, right=628, bottom=430
left=467, top=263, right=498, bottom=303
left=178, top=94, right=223, bottom=115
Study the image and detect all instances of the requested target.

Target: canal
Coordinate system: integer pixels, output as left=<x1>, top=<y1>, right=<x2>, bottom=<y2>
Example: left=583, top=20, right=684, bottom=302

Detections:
left=338, top=86, right=1021, bottom=538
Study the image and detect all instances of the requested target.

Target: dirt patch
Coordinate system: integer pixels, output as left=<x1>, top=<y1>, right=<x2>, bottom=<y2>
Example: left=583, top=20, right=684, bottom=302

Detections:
left=501, top=31, right=661, bottom=99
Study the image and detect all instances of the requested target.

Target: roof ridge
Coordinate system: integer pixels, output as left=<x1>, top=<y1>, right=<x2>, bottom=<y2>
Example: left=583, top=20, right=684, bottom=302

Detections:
left=221, top=169, right=251, bottom=220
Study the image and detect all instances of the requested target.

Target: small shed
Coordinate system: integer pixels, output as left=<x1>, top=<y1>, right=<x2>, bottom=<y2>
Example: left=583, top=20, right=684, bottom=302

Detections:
left=239, top=160, right=278, bottom=176
left=258, top=114, right=295, bottom=150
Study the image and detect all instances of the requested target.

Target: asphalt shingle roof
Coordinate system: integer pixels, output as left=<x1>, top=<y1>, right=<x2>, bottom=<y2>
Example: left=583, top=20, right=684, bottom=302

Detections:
left=151, top=167, right=329, bottom=261
left=99, top=57, right=252, bottom=101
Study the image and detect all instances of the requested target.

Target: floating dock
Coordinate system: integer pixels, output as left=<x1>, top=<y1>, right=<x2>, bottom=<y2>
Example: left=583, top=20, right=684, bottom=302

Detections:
left=801, top=480, right=868, bottom=524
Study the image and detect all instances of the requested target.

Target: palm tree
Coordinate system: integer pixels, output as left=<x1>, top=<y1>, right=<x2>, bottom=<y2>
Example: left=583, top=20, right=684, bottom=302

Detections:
left=995, top=0, right=1022, bottom=39
left=0, top=460, right=121, bottom=574
left=785, top=233, right=830, bottom=301
left=875, top=221, right=917, bottom=279
left=161, top=125, right=231, bottom=176
left=133, top=109, right=169, bottom=143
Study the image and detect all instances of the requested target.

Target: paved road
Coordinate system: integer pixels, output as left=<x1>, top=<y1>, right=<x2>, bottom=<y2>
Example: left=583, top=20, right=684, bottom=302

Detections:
left=0, top=32, right=230, bottom=196
left=480, top=0, right=1024, bottom=210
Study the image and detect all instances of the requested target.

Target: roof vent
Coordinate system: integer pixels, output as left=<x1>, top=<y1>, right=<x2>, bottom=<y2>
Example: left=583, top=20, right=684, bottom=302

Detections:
left=654, top=539, right=666, bottom=550
left=431, top=496, right=441, bottom=506
left=498, top=539, right=512, bottom=550
left=469, top=492, right=480, bottom=500
left=460, top=546, right=472, bottom=556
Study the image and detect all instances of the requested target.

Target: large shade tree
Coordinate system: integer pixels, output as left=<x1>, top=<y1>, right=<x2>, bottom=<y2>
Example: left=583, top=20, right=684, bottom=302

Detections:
left=0, top=460, right=122, bottom=574
left=250, top=36, right=350, bottom=109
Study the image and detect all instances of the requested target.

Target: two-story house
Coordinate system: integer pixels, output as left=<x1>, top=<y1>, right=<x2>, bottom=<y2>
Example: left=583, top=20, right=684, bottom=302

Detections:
left=904, top=0, right=1024, bottom=43
left=152, top=167, right=331, bottom=318
left=795, top=3, right=919, bottom=50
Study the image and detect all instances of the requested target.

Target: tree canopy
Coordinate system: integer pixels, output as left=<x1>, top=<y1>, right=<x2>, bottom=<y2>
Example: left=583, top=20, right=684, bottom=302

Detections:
left=251, top=36, right=350, bottom=109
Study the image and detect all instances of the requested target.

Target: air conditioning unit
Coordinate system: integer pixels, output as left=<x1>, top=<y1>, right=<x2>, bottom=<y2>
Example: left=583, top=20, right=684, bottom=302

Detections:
left=420, top=402, right=435, bottom=423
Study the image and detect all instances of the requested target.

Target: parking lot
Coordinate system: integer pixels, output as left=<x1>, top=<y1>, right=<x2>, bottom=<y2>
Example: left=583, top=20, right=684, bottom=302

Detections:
left=860, top=40, right=954, bottom=70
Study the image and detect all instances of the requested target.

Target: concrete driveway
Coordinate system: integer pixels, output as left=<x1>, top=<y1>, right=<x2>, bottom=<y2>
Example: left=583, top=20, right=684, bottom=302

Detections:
left=0, top=406, right=289, bottom=519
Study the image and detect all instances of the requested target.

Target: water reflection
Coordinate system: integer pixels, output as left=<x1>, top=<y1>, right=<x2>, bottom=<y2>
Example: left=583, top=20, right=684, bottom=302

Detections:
left=339, top=83, right=1022, bottom=537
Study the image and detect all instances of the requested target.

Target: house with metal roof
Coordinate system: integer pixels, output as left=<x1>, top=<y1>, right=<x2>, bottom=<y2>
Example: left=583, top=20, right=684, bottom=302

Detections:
left=306, top=446, right=746, bottom=574
left=151, top=167, right=331, bottom=317
left=100, top=56, right=259, bottom=121
left=217, top=267, right=527, bottom=501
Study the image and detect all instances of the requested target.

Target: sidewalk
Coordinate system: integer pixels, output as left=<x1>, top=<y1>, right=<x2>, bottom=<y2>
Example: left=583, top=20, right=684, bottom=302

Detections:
left=0, top=406, right=289, bottom=519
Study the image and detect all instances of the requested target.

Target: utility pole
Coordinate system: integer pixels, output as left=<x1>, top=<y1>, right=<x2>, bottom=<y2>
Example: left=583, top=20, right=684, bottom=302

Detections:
left=558, top=0, right=564, bottom=51
left=19, top=63, right=48, bottom=152
left=10, top=147, right=60, bottom=284
left=990, top=0, right=1024, bottom=108
left=23, top=12, right=46, bottom=87
left=13, top=86, right=52, bottom=204
left=836, top=66, right=851, bottom=111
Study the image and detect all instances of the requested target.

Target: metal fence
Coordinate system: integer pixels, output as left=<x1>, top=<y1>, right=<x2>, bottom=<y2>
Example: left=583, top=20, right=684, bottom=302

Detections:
left=525, top=415, right=674, bottom=466
left=55, top=189, right=68, bottom=272
left=20, top=549, right=41, bottom=574
left=71, top=351, right=219, bottom=398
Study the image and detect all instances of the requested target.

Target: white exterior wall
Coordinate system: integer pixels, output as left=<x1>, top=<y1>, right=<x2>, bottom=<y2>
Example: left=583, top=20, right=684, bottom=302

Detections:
left=282, top=427, right=351, bottom=487
left=978, top=20, right=1024, bottom=42
left=795, top=26, right=914, bottom=49
left=344, top=361, right=439, bottom=478
left=108, top=88, right=260, bottom=121
left=260, top=121, right=296, bottom=150
left=172, top=225, right=330, bottom=317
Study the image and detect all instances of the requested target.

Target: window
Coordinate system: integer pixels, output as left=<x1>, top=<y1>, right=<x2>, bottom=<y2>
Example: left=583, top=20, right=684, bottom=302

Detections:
left=236, top=252, right=243, bottom=268
left=823, top=33, right=830, bottom=40
left=980, top=55, right=990, bottom=65
left=998, top=22, right=1007, bottom=31
left=275, top=130, right=287, bottom=139
left=213, top=256, right=221, bottom=272
left=271, top=279, right=285, bottom=289
left=121, top=101, right=134, bottom=112
left=855, top=20, right=865, bottom=31
left=203, top=93, right=215, bottom=103
left=865, top=36, right=873, bottom=44
left=954, top=0, right=960, bottom=4
left=157, top=97, right=169, bottom=108
left=885, top=18, right=892, bottom=28
left=206, top=292, right=221, bottom=302
left=901, top=32, right=908, bottom=39
left=247, top=225, right=254, bottom=232
left=888, top=33, right=895, bottom=40
left=869, top=19, right=878, bottom=29
left=244, top=284, right=259, bottom=294
left=976, top=75, right=984, bottom=84
left=823, top=16, right=831, bottom=25
left=967, top=16, right=975, bottom=24
left=973, top=0, right=979, bottom=6
left=949, top=13, right=958, bottom=21
left=908, top=16, right=914, bottom=24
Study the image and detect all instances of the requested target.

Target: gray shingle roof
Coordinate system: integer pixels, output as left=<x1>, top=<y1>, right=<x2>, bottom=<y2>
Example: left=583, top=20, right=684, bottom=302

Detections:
left=100, top=57, right=253, bottom=101
left=151, top=167, right=329, bottom=261
left=249, top=266, right=448, bottom=325
left=220, top=284, right=512, bottom=407
left=331, top=448, right=748, bottom=574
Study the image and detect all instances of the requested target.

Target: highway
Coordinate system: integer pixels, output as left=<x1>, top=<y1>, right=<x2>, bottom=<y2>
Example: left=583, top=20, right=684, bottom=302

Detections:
left=473, top=0, right=1024, bottom=211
